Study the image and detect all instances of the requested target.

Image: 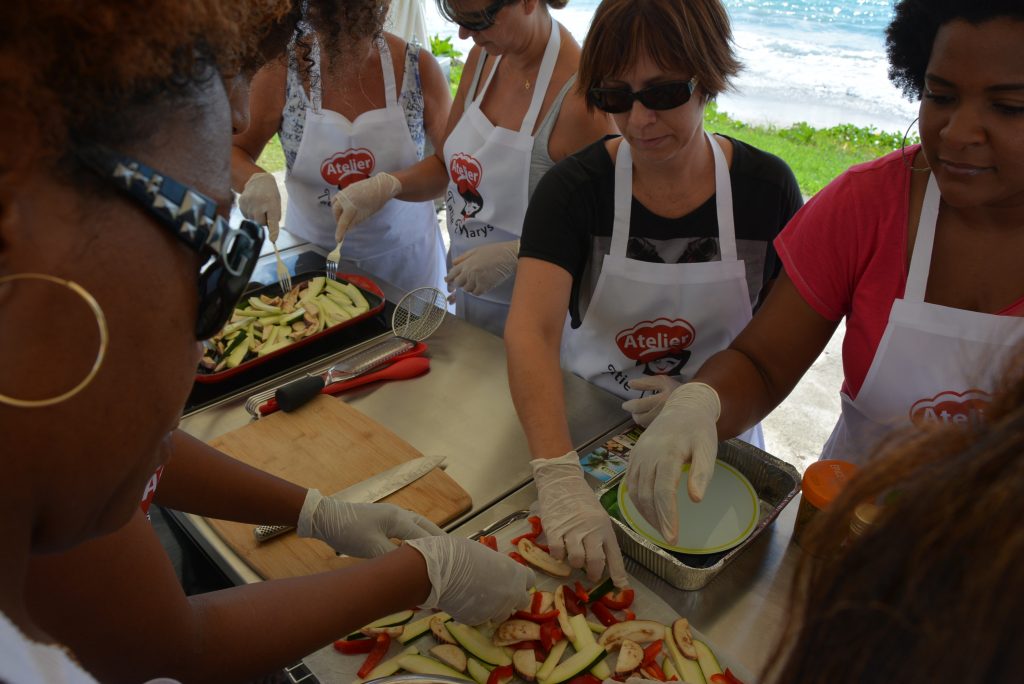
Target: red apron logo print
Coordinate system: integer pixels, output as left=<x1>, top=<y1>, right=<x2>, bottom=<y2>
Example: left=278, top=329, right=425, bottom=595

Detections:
left=909, top=388, right=991, bottom=427
left=450, top=153, right=485, bottom=219
left=615, top=318, right=696, bottom=364
left=321, top=148, right=376, bottom=189
left=139, top=465, right=165, bottom=516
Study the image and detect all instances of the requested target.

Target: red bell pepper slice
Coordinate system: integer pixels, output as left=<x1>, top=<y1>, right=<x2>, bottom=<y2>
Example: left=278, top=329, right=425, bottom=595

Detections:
left=514, top=609, right=561, bottom=623
left=528, top=515, right=543, bottom=535
left=573, top=580, right=590, bottom=603
left=356, top=634, right=391, bottom=678
left=486, top=664, right=514, bottom=684
left=567, top=675, right=602, bottom=684
left=622, top=609, right=636, bottom=622
left=530, top=591, right=544, bottom=614
left=709, top=669, right=745, bottom=684
left=539, top=621, right=563, bottom=651
left=642, top=640, right=663, bottom=665
left=641, top=661, right=667, bottom=682
left=508, top=551, right=529, bottom=566
left=511, top=531, right=541, bottom=546
left=333, top=637, right=374, bottom=655
left=599, top=588, right=636, bottom=610
left=590, top=601, right=619, bottom=627
left=561, top=585, right=584, bottom=616
left=479, top=535, right=499, bottom=551
left=510, top=640, right=543, bottom=651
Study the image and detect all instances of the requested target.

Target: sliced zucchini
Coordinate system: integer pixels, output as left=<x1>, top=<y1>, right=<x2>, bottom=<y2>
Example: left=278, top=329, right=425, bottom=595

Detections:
left=494, top=619, right=542, bottom=646
left=396, top=654, right=472, bottom=681
left=399, top=611, right=451, bottom=644
left=568, top=614, right=610, bottom=679
left=513, top=648, right=538, bottom=681
left=694, top=640, right=723, bottom=679
left=538, top=644, right=605, bottom=684
left=517, top=538, right=572, bottom=578
left=356, top=645, right=418, bottom=682
left=429, top=644, right=468, bottom=672
left=467, top=658, right=492, bottom=684
left=664, top=625, right=705, bottom=684
left=662, top=655, right=679, bottom=681
left=536, top=591, right=555, bottom=615
left=535, top=640, right=569, bottom=682
left=614, top=639, right=643, bottom=674
left=363, top=609, right=415, bottom=629
left=446, top=622, right=511, bottom=666
left=597, top=620, right=665, bottom=650
left=587, top=621, right=607, bottom=635
left=587, top=577, right=615, bottom=603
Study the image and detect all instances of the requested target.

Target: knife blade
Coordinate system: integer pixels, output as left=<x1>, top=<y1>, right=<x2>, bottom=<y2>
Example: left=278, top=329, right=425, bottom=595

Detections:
left=253, top=454, right=446, bottom=542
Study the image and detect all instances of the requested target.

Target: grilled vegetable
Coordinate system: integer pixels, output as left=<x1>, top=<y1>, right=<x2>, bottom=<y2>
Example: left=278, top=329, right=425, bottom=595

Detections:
left=517, top=538, right=572, bottom=578
left=672, top=618, right=698, bottom=660
left=494, top=619, right=542, bottom=646
left=615, top=639, right=644, bottom=674
left=597, top=620, right=664, bottom=650
left=430, top=644, right=469, bottom=672
left=512, top=648, right=538, bottom=681
left=430, top=613, right=457, bottom=645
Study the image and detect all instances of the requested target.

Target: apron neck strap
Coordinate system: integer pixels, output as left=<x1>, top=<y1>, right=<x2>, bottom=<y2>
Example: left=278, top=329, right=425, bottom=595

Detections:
left=309, top=37, right=324, bottom=113
left=309, top=36, right=397, bottom=112
left=609, top=131, right=737, bottom=261
left=905, top=173, right=941, bottom=302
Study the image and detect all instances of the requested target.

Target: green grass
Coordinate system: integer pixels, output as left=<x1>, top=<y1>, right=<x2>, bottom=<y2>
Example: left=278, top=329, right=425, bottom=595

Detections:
left=703, top=101, right=914, bottom=196
left=256, top=134, right=287, bottom=174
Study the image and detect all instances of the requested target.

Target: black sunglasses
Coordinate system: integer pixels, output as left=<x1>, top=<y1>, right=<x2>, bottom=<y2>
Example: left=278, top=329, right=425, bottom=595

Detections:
left=589, top=78, right=698, bottom=114
left=77, top=146, right=264, bottom=340
left=440, top=0, right=517, bottom=31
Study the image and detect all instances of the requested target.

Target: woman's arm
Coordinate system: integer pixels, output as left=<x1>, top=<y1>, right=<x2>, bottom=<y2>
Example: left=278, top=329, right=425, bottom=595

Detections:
left=505, top=257, right=576, bottom=458
left=693, top=270, right=839, bottom=439
left=231, top=61, right=287, bottom=192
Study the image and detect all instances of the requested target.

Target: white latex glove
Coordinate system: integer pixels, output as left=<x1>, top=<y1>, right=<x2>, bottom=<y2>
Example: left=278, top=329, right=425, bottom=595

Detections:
left=621, top=375, right=682, bottom=427
left=237, top=172, right=282, bottom=242
left=296, top=488, right=444, bottom=558
left=625, top=382, right=721, bottom=545
left=331, top=172, right=402, bottom=241
left=445, top=240, right=519, bottom=298
left=405, top=535, right=535, bottom=625
left=532, top=452, right=630, bottom=587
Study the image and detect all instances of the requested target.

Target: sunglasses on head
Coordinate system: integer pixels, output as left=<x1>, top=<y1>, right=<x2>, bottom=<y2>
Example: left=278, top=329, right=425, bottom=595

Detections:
left=77, top=146, right=264, bottom=340
left=589, top=78, right=698, bottom=114
left=442, top=0, right=517, bottom=31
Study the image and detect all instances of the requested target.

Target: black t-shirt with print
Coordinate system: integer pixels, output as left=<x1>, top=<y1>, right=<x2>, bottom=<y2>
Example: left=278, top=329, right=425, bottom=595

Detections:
left=519, top=134, right=804, bottom=327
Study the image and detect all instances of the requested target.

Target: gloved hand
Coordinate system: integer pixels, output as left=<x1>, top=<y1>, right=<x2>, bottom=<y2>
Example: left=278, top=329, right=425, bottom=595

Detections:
left=238, top=172, right=282, bottom=243
left=331, top=172, right=402, bottom=242
left=621, top=375, right=682, bottom=427
left=625, top=382, right=721, bottom=545
left=445, top=240, right=519, bottom=298
left=405, top=535, right=535, bottom=625
left=296, top=488, right=444, bottom=558
left=532, top=452, right=629, bottom=587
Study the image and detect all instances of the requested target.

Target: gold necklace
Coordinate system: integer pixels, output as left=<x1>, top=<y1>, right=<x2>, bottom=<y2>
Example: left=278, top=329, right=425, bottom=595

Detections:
left=525, top=78, right=531, bottom=91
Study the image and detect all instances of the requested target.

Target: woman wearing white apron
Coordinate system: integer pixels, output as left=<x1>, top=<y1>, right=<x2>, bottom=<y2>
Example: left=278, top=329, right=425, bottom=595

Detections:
left=232, top=3, right=451, bottom=294
left=507, top=0, right=802, bottom=575
left=627, top=2, right=1024, bottom=543
left=326, top=0, right=612, bottom=336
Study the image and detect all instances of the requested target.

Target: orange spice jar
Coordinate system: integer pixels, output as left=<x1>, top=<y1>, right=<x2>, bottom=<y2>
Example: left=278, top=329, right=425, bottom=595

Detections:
left=792, top=459, right=859, bottom=548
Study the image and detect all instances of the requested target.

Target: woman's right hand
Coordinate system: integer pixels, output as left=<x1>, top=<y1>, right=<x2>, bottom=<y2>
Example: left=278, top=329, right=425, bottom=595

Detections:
left=405, top=535, right=535, bottom=625
left=331, top=173, right=402, bottom=242
left=238, top=172, right=283, bottom=242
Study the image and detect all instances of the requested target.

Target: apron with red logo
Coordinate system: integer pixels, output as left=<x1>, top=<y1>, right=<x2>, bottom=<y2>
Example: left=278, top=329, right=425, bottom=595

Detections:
left=821, top=174, right=1024, bottom=463
left=442, top=20, right=560, bottom=337
left=562, top=134, right=764, bottom=448
left=139, top=465, right=165, bottom=517
left=285, top=38, right=446, bottom=294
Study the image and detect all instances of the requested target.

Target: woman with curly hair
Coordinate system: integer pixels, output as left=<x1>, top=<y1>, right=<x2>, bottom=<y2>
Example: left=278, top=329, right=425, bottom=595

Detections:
left=0, top=2, right=534, bottom=682
left=624, top=0, right=1024, bottom=546
left=233, top=0, right=452, bottom=295
left=327, top=0, right=613, bottom=337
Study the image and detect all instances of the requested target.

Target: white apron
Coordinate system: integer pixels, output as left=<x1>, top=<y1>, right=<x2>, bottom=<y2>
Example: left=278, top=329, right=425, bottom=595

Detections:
left=821, top=175, right=1024, bottom=463
left=443, top=20, right=561, bottom=337
left=285, top=38, right=446, bottom=294
left=562, top=134, right=764, bottom=448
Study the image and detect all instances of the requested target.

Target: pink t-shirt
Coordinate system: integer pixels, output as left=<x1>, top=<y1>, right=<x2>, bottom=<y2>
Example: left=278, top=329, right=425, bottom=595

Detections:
left=775, top=146, right=1024, bottom=399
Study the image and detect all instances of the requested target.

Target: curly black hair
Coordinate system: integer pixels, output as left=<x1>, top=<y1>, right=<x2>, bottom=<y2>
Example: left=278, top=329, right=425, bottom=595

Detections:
left=886, top=0, right=1024, bottom=101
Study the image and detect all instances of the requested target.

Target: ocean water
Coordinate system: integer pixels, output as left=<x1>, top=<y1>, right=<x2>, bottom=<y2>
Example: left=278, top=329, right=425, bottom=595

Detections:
left=423, top=0, right=920, bottom=133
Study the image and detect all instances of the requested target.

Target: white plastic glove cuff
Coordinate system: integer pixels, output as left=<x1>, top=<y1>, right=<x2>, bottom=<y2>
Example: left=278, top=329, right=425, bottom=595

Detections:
left=296, top=488, right=322, bottom=538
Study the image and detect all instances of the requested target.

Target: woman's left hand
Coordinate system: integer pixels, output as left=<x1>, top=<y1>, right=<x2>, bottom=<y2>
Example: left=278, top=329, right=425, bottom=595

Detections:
left=445, top=240, right=520, bottom=299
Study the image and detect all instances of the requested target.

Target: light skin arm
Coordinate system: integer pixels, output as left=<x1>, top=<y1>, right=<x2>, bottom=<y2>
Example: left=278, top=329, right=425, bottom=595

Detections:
left=27, top=512, right=430, bottom=684
left=506, top=257, right=576, bottom=459
left=231, top=61, right=287, bottom=192
left=691, top=270, right=839, bottom=438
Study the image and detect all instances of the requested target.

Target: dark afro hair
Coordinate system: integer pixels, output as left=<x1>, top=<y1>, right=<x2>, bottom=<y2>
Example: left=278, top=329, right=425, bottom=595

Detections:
left=886, top=0, right=1024, bottom=101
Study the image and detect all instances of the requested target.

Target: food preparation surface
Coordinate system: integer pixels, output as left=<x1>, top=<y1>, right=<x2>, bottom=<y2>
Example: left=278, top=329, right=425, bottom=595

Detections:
left=302, top=514, right=756, bottom=683
left=204, top=395, right=471, bottom=579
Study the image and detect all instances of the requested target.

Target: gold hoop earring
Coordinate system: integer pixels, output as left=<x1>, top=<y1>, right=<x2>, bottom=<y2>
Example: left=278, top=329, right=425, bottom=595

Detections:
left=0, top=273, right=108, bottom=408
left=901, top=117, right=930, bottom=173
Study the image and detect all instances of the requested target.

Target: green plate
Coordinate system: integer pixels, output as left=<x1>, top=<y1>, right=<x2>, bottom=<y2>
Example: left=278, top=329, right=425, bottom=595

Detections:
left=618, top=462, right=759, bottom=554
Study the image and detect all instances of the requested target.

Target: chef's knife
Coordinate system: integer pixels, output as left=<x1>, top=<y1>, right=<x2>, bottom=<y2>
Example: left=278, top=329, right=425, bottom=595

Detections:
left=253, top=454, right=446, bottom=542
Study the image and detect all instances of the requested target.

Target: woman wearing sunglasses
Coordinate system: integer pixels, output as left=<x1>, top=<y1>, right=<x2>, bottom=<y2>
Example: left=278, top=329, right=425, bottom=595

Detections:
left=626, top=0, right=1024, bottom=547
left=0, top=3, right=536, bottom=683
left=233, top=0, right=452, bottom=295
left=331, top=0, right=612, bottom=337
left=505, top=0, right=802, bottom=579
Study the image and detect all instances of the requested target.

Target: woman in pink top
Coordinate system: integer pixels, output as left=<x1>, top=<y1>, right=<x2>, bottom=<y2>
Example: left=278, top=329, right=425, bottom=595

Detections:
left=622, top=0, right=1024, bottom=544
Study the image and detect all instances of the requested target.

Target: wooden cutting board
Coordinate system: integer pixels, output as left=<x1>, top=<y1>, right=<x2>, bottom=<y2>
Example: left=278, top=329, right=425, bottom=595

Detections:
left=205, top=395, right=471, bottom=579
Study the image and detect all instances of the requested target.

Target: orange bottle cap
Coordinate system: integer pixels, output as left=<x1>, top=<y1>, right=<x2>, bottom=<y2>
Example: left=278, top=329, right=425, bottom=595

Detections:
left=801, top=459, right=858, bottom=510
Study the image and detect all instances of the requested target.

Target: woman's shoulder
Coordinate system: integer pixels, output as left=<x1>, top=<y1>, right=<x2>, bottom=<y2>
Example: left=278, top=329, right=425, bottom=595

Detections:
left=532, top=136, right=616, bottom=205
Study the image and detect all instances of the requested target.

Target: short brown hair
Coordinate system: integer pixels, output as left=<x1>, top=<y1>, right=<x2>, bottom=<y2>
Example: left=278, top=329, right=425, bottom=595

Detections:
left=577, top=0, right=741, bottom=109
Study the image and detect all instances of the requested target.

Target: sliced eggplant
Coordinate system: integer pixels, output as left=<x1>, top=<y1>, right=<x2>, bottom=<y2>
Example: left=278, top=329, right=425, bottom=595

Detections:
left=615, top=639, right=643, bottom=674
left=429, top=644, right=469, bottom=673
left=517, top=538, right=572, bottom=577
left=494, top=619, right=542, bottom=646
left=430, top=613, right=457, bottom=645
left=597, top=620, right=665, bottom=650
left=672, top=617, right=698, bottom=660
left=537, top=590, right=555, bottom=614
left=362, top=625, right=405, bottom=637
left=553, top=584, right=575, bottom=641
left=512, top=648, right=538, bottom=681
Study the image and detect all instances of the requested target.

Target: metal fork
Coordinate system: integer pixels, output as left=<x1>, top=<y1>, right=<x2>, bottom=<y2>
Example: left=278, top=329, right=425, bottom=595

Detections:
left=325, top=237, right=344, bottom=281
left=271, top=239, right=292, bottom=292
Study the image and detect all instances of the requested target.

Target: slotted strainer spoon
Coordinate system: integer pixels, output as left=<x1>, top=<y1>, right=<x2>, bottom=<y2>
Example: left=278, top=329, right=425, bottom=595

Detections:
left=244, top=287, right=449, bottom=417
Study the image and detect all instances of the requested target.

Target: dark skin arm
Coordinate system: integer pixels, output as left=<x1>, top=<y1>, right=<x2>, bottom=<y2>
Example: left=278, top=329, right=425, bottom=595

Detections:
left=27, top=510, right=430, bottom=684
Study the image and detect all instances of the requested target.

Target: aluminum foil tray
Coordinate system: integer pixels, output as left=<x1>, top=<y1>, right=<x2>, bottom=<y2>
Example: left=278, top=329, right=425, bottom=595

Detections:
left=596, top=438, right=800, bottom=591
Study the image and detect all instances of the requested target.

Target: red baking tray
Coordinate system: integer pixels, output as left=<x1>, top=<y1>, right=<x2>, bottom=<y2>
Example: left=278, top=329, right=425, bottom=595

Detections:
left=195, top=271, right=386, bottom=384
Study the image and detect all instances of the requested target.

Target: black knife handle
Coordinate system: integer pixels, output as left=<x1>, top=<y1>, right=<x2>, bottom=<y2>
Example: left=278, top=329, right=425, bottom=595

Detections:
left=275, top=375, right=326, bottom=412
